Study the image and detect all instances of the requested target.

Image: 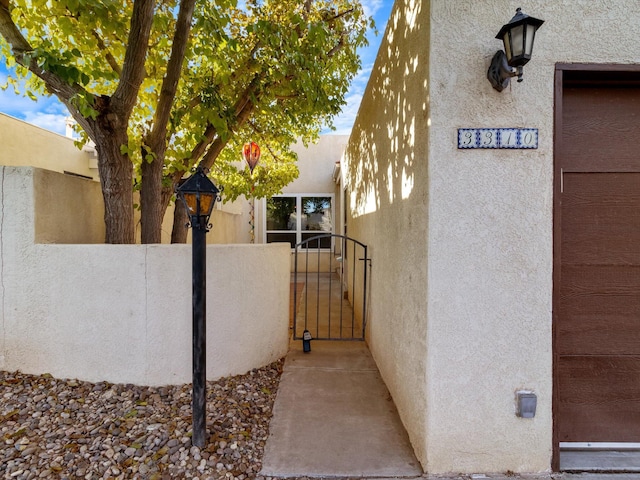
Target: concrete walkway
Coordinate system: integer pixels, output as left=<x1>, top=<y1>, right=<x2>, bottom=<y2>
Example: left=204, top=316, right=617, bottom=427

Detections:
left=259, top=342, right=640, bottom=480
left=260, top=340, right=422, bottom=478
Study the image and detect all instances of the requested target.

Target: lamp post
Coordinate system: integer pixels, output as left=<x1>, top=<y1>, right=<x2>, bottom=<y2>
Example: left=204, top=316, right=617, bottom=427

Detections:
left=487, top=7, right=544, bottom=92
left=242, top=141, right=261, bottom=243
left=176, top=167, right=220, bottom=448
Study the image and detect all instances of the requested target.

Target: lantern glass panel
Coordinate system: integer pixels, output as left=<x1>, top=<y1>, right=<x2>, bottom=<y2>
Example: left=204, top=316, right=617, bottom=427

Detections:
left=511, top=24, right=524, bottom=58
left=183, top=192, right=215, bottom=217
left=199, top=194, right=215, bottom=216
left=502, top=31, right=511, bottom=62
left=503, top=32, right=512, bottom=62
left=525, top=24, right=536, bottom=56
left=183, top=193, right=198, bottom=215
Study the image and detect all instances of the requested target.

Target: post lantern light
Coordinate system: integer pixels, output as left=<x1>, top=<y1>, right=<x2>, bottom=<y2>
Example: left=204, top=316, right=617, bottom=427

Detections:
left=175, top=166, right=220, bottom=448
left=176, top=167, right=220, bottom=231
left=487, top=7, right=544, bottom=92
left=243, top=141, right=261, bottom=174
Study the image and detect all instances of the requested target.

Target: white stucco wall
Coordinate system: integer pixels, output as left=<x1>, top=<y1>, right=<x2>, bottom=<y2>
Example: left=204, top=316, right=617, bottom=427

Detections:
left=344, top=0, right=640, bottom=475
left=0, top=167, right=290, bottom=385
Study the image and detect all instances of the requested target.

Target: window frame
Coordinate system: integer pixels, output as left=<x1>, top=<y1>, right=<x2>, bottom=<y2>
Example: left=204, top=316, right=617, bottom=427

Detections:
left=264, top=193, right=335, bottom=249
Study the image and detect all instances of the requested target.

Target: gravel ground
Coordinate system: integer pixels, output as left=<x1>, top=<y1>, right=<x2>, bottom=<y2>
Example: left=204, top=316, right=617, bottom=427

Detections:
left=0, top=360, right=283, bottom=480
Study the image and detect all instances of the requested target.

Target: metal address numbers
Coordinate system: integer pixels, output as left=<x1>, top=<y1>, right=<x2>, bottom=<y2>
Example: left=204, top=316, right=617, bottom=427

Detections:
left=458, top=128, right=538, bottom=149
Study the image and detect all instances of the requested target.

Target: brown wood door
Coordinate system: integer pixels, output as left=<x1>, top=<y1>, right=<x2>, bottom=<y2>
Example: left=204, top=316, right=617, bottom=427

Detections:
left=556, top=75, right=640, bottom=443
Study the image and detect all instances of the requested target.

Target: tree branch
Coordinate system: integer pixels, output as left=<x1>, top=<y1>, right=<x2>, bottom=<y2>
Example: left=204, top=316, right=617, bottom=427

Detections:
left=0, top=2, right=33, bottom=53
left=91, top=29, right=122, bottom=76
left=169, top=72, right=261, bottom=183
left=326, top=8, right=355, bottom=24
left=198, top=94, right=254, bottom=170
left=0, top=1, right=97, bottom=137
left=111, top=0, right=155, bottom=119
left=145, top=0, right=196, bottom=153
left=188, top=123, right=217, bottom=163
left=327, top=36, right=345, bottom=57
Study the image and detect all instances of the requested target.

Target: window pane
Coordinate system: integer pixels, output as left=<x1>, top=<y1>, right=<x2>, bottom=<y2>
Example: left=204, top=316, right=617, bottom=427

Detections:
left=302, top=232, right=331, bottom=249
left=266, top=197, right=296, bottom=230
left=267, top=232, right=296, bottom=248
left=302, top=197, right=332, bottom=232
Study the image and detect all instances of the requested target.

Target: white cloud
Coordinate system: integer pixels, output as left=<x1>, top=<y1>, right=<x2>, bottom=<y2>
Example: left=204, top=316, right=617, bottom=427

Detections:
left=361, top=0, right=385, bottom=18
left=0, top=79, right=69, bottom=135
left=330, top=96, right=364, bottom=135
left=23, top=112, right=68, bottom=136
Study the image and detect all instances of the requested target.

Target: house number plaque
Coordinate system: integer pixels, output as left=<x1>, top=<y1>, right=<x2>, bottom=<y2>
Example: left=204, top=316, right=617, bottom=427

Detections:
left=458, top=128, right=538, bottom=149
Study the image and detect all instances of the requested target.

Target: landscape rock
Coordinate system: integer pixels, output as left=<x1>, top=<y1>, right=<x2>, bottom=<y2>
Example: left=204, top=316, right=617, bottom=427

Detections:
left=0, top=360, right=283, bottom=479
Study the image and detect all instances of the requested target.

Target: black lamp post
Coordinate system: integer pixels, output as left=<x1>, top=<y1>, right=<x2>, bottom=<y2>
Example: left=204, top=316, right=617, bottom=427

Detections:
left=487, top=7, right=544, bottom=92
left=176, top=167, right=220, bottom=448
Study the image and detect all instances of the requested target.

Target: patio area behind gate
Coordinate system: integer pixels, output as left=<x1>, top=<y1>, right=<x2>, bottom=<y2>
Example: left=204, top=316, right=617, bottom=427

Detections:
left=292, top=234, right=369, bottom=341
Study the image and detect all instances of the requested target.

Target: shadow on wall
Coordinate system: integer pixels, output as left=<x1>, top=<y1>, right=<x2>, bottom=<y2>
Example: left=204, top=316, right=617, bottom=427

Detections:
left=340, top=0, right=431, bottom=470
left=346, top=0, right=429, bottom=218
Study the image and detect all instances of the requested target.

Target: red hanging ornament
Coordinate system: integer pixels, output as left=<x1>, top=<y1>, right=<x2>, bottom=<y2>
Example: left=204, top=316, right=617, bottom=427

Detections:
left=242, top=141, right=261, bottom=174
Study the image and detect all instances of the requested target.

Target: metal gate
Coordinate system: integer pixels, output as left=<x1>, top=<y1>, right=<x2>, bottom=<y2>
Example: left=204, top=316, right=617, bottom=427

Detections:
left=293, top=234, right=369, bottom=341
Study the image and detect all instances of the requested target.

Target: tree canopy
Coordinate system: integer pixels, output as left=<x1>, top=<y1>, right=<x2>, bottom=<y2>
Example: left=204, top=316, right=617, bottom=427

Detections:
left=0, top=0, right=372, bottom=243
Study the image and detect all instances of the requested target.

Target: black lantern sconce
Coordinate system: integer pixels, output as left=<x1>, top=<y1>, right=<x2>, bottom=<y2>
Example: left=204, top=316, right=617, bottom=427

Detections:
left=487, top=7, right=544, bottom=92
left=175, top=166, right=220, bottom=448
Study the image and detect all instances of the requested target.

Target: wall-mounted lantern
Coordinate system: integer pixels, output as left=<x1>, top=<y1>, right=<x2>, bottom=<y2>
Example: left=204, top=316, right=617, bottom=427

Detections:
left=487, top=7, right=544, bottom=92
left=175, top=166, right=220, bottom=448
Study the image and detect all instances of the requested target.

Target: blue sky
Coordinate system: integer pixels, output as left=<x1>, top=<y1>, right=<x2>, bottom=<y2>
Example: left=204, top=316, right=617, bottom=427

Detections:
left=0, top=0, right=392, bottom=136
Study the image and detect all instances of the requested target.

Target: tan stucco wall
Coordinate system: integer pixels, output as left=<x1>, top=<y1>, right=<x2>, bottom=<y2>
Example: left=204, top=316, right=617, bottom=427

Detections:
left=343, top=0, right=430, bottom=469
left=0, top=113, right=248, bottom=245
left=0, top=167, right=290, bottom=385
left=0, top=113, right=97, bottom=179
left=255, top=135, right=348, bottom=245
left=345, top=0, right=640, bottom=474
left=34, top=168, right=105, bottom=243
left=149, top=202, right=250, bottom=245
left=426, top=1, right=553, bottom=473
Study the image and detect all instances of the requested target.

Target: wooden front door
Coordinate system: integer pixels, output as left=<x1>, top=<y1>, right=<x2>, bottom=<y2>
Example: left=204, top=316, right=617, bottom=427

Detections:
left=555, top=67, right=640, bottom=452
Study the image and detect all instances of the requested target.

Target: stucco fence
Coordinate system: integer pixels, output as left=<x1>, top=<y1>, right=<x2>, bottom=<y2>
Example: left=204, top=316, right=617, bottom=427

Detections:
left=0, top=167, right=290, bottom=386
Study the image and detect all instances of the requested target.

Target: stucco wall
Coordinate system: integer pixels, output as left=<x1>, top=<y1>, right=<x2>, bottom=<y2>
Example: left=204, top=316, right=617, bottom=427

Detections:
left=255, top=135, right=348, bottom=246
left=0, top=167, right=290, bottom=385
left=158, top=202, right=250, bottom=245
left=0, top=113, right=97, bottom=179
left=34, top=168, right=106, bottom=243
left=426, top=1, right=554, bottom=473
left=343, top=0, right=430, bottom=469
left=344, top=0, right=640, bottom=474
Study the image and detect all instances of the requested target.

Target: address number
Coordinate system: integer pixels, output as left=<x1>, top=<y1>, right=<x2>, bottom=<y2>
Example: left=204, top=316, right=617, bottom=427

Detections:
left=458, top=128, right=538, bottom=149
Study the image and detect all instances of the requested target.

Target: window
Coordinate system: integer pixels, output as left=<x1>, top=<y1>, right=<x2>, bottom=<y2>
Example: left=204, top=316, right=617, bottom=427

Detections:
left=265, top=195, right=333, bottom=248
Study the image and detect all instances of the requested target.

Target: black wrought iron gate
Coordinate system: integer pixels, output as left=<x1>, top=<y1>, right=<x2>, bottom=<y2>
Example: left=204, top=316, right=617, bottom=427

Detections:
left=293, top=234, right=369, bottom=341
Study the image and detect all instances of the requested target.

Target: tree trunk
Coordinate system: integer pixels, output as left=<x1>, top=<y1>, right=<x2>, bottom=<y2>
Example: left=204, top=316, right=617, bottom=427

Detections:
left=94, top=131, right=135, bottom=244
left=171, top=201, right=189, bottom=243
left=140, top=156, right=164, bottom=243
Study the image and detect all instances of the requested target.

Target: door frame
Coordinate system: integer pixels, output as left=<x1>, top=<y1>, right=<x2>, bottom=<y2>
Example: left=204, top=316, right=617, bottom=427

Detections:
left=552, top=63, right=640, bottom=471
